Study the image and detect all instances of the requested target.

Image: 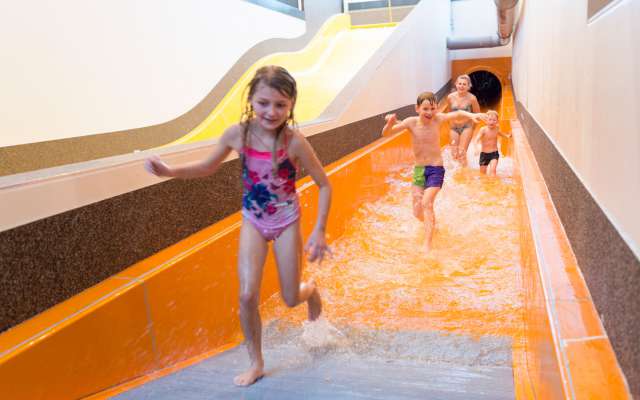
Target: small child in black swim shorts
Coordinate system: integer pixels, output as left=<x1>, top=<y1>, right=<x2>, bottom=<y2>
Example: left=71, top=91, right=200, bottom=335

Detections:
left=474, top=110, right=511, bottom=176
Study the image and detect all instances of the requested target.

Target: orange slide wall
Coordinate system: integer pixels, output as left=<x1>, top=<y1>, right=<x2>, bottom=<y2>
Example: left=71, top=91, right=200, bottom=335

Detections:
left=0, top=130, right=414, bottom=399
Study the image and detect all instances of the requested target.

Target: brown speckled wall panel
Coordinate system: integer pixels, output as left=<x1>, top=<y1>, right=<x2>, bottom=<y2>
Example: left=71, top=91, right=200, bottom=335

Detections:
left=588, top=0, right=616, bottom=18
left=516, top=101, right=640, bottom=398
left=0, top=159, right=243, bottom=333
left=0, top=78, right=451, bottom=333
left=307, top=105, right=416, bottom=168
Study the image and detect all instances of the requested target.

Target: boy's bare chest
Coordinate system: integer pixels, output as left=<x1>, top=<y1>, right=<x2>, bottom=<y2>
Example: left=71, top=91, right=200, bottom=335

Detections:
left=411, top=125, right=439, bottom=142
left=484, top=129, right=499, bottom=141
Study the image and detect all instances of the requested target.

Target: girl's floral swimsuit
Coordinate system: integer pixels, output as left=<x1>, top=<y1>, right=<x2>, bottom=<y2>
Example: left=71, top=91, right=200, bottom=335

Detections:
left=241, top=135, right=300, bottom=241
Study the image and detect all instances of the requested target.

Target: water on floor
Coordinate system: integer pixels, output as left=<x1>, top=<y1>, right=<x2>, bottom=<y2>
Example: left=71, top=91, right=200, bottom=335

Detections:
left=117, top=148, right=524, bottom=399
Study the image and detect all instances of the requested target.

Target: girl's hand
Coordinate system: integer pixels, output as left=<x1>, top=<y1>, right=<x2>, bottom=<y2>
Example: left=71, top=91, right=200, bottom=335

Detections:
left=144, top=155, right=173, bottom=177
left=305, top=229, right=332, bottom=264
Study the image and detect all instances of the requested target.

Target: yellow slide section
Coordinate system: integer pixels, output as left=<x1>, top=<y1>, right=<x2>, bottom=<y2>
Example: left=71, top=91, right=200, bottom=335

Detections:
left=169, top=15, right=395, bottom=145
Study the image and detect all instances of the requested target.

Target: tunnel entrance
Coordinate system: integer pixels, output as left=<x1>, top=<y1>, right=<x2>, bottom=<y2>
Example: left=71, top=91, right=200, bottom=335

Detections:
left=468, top=71, right=502, bottom=110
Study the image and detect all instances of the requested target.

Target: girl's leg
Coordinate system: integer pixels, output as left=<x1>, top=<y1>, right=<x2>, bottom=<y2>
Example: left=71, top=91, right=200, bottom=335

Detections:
left=422, top=187, right=441, bottom=252
left=412, top=186, right=425, bottom=221
left=272, top=221, right=322, bottom=321
left=449, top=130, right=460, bottom=161
left=234, top=221, right=268, bottom=387
left=488, top=159, right=498, bottom=176
left=457, top=126, right=474, bottom=166
left=480, top=165, right=488, bottom=174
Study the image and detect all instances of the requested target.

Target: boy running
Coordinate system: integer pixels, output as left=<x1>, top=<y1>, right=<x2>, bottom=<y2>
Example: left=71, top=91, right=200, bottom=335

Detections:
left=382, top=92, right=484, bottom=252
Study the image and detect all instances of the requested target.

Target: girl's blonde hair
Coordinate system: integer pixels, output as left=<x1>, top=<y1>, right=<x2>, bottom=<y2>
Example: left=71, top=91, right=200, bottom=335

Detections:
left=241, top=65, right=298, bottom=173
left=486, top=110, right=499, bottom=119
left=456, top=74, right=472, bottom=88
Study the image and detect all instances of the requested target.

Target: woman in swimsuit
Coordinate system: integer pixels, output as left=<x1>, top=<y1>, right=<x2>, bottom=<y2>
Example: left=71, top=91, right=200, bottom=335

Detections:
left=446, top=75, right=481, bottom=165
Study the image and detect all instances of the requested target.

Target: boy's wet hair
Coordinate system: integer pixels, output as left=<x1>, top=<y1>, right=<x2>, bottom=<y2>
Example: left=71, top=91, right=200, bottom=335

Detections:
left=241, top=65, right=298, bottom=173
left=486, top=110, right=499, bottom=119
left=416, top=92, right=437, bottom=106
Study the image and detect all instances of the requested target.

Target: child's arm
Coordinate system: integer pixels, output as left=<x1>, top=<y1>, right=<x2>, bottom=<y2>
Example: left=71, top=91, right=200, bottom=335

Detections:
left=145, top=125, right=237, bottom=179
left=439, top=110, right=486, bottom=123
left=498, top=131, right=512, bottom=139
left=381, top=114, right=409, bottom=137
left=473, top=127, right=486, bottom=152
left=291, top=132, right=332, bottom=263
left=474, top=127, right=486, bottom=145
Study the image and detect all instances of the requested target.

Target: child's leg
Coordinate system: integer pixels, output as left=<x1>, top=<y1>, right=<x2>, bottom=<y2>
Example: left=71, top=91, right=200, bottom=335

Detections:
left=449, top=129, right=460, bottom=160
left=273, top=221, right=322, bottom=321
left=480, top=165, right=487, bottom=174
left=234, top=221, right=268, bottom=386
left=458, top=126, right=474, bottom=166
left=488, top=159, right=498, bottom=176
left=422, top=187, right=441, bottom=252
left=412, top=185, right=425, bottom=221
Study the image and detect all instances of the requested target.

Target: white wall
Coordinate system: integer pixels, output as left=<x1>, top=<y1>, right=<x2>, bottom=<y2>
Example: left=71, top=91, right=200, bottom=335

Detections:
left=512, top=0, right=640, bottom=256
left=0, top=0, right=305, bottom=147
left=0, top=0, right=452, bottom=232
left=449, top=0, right=512, bottom=60
left=308, top=0, right=451, bottom=130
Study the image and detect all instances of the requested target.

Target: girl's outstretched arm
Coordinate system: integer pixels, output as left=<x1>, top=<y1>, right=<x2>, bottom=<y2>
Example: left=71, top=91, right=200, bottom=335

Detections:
left=145, top=125, right=239, bottom=179
left=291, top=131, right=332, bottom=263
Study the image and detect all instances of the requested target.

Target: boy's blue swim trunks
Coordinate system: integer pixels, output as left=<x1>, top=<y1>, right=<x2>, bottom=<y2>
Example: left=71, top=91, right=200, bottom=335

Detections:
left=412, top=165, right=445, bottom=188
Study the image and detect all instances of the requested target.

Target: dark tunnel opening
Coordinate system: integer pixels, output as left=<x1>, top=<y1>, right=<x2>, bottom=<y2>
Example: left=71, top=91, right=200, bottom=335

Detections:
left=468, top=71, right=502, bottom=110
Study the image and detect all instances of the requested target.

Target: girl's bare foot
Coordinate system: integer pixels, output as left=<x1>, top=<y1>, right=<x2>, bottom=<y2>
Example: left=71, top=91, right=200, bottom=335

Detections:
left=307, top=282, right=322, bottom=321
left=233, top=363, right=264, bottom=387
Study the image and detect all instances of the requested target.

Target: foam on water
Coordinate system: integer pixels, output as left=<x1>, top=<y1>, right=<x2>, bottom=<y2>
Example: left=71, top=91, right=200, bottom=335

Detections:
left=301, top=317, right=348, bottom=349
left=259, top=150, right=524, bottom=358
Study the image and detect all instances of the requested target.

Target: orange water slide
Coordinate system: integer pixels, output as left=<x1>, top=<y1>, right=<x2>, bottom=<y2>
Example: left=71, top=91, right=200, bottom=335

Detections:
left=0, top=79, right=631, bottom=399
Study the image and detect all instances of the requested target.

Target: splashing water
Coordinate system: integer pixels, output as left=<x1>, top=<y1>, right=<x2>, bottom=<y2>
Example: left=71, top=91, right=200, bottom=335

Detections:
left=301, top=317, right=348, bottom=349
left=260, top=149, right=524, bottom=352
